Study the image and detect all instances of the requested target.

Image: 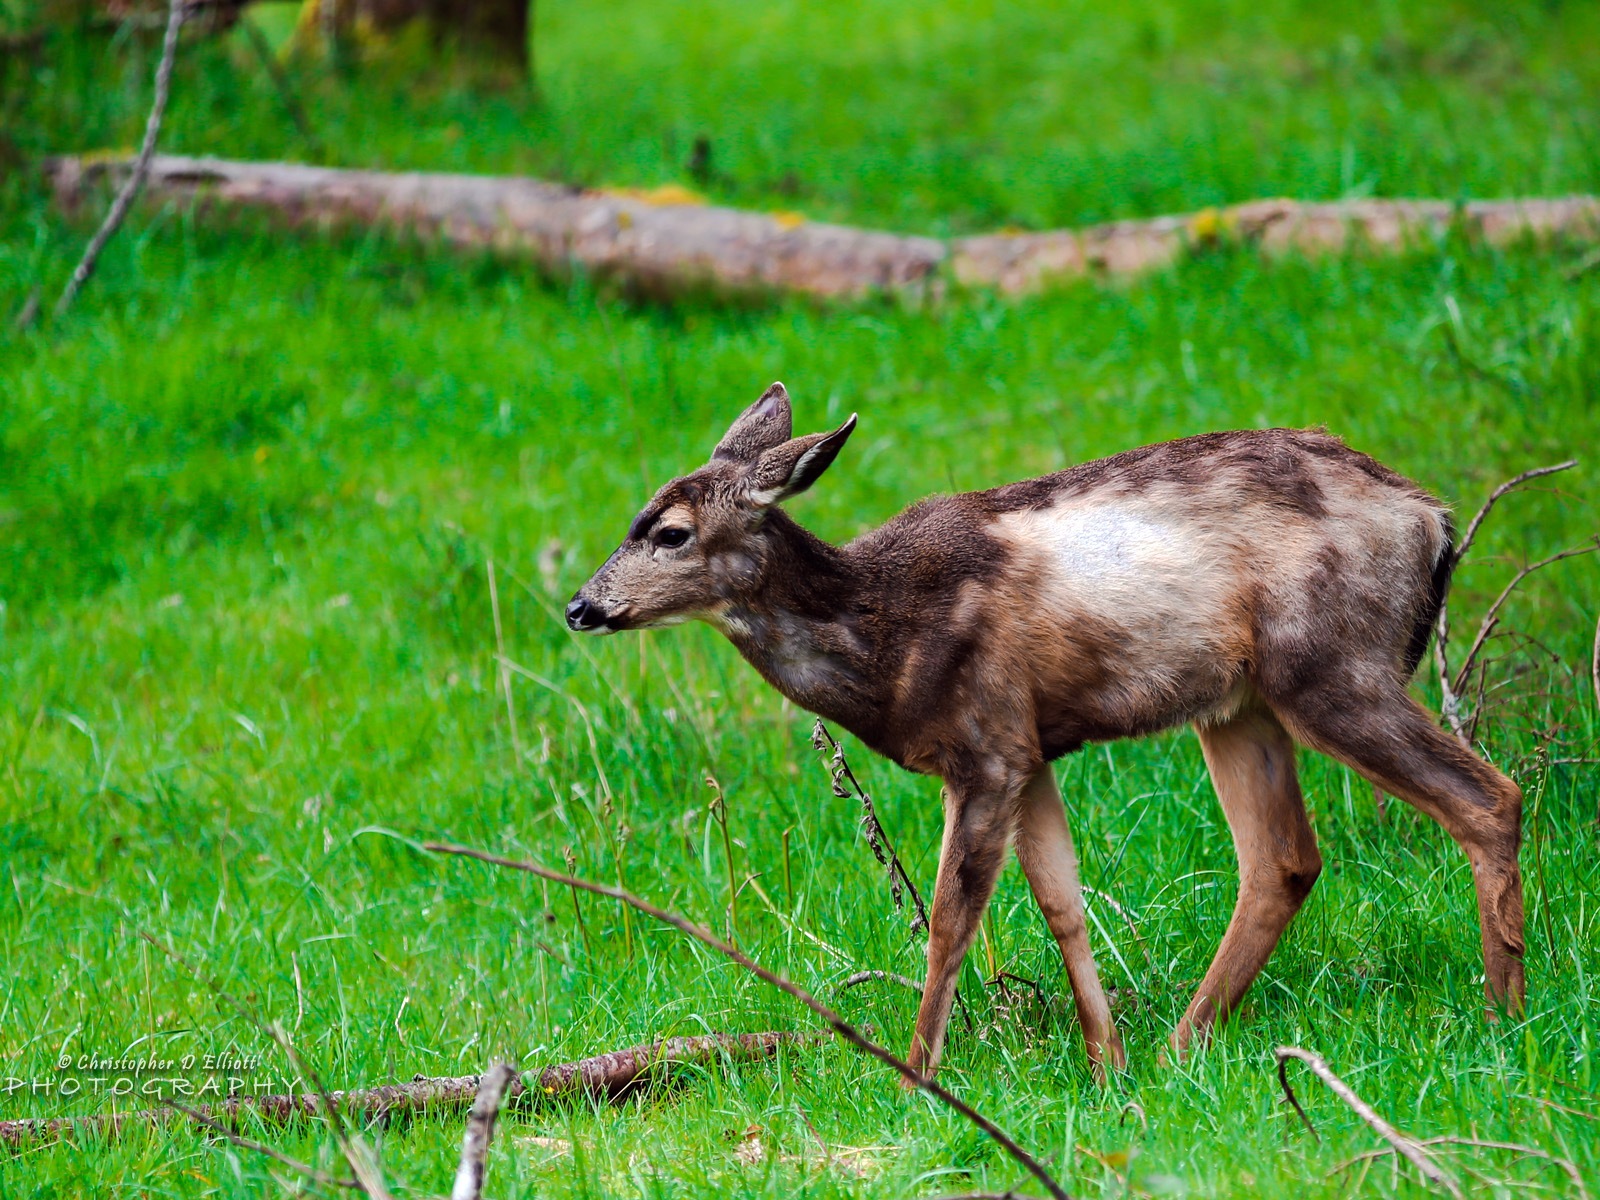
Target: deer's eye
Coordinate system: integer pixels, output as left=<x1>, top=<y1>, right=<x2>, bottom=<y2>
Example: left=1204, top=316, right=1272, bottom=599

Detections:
left=655, top=527, right=691, bottom=549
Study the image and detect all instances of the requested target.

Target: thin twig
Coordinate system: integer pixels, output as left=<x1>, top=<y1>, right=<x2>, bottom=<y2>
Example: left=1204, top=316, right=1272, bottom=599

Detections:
left=706, top=774, right=739, bottom=942
left=1452, top=540, right=1599, bottom=698
left=51, top=0, right=186, bottom=322
left=487, top=560, right=522, bottom=764
left=1591, top=614, right=1599, bottom=721
left=450, top=1061, right=518, bottom=1200
left=1331, top=1136, right=1590, bottom=1200
left=423, top=839, right=1073, bottom=1200
left=1275, top=1046, right=1461, bottom=1198
left=171, top=1102, right=362, bottom=1191
left=12, top=287, right=40, bottom=330
left=1454, top=462, right=1578, bottom=565
left=237, top=11, right=322, bottom=159
left=1435, top=460, right=1581, bottom=741
left=260, top=1023, right=395, bottom=1199
left=837, top=969, right=923, bottom=993
left=136, top=933, right=395, bottom=1198
left=812, top=719, right=928, bottom=934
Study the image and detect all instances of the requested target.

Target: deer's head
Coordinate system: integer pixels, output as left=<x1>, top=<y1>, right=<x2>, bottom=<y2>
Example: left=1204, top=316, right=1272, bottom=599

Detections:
left=565, top=383, right=856, bottom=634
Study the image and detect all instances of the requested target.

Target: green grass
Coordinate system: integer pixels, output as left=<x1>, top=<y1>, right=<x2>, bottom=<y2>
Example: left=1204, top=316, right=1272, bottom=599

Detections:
left=3, top=2, right=1600, bottom=1197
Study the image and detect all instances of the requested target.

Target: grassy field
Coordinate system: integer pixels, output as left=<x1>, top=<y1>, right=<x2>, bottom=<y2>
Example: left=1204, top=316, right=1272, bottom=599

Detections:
left=3, top=1, right=1600, bottom=1197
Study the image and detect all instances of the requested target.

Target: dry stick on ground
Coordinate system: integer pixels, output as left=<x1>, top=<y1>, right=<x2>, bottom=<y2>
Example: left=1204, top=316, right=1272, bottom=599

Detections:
left=838, top=969, right=924, bottom=993
left=46, top=0, right=187, bottom=324
left=423, top=840, right=1074, bottom=1200
left=1434, top=460, right=1579, bottom=741
left=1274, top=1046, right=1462, bottom=1199
left=137, top=932, right=396, bottom=1198
left=168, top=1101, right=362, bottom=1192
left=1332, top=1136, right=1591, bottom=1200
left=252, top=1021, right=396, bottom=1198
left=0, top=1032, right=810, bottom=1150
left=812, top=719, right=929, bottom=934
left=450, top=1061, right=518, bottom=1200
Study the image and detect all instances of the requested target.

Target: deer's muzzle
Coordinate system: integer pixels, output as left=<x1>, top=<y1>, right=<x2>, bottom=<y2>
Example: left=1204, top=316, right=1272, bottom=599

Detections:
left=565, top=596, right=611, bottom=632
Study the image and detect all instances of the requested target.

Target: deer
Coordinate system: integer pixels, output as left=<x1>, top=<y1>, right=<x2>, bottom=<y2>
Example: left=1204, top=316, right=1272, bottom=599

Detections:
left=565, top=382, right=1526, bottom=1080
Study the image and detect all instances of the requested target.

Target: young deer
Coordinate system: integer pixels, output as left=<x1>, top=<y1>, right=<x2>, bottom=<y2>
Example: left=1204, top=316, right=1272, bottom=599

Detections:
left=566, top=383, right=1525, bottom=1078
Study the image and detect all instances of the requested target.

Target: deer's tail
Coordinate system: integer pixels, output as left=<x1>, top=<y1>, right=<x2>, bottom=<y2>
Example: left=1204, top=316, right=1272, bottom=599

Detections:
left=1403, top=509, right=1456, bottom=678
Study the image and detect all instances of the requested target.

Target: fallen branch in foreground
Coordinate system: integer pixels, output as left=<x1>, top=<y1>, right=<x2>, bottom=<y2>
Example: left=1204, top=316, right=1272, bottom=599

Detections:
left=43, top=154, right=1600, bottom=300
left=1275, top=1046, right=1462, bottom=1199
left=450, top=1061, right=518, bottom=1200
left=1332, top=1135, right=1591, bottom=1200
left=0, top=1032, right=808, bottom=1150
left=422, top=839, right=1074, bottom=1200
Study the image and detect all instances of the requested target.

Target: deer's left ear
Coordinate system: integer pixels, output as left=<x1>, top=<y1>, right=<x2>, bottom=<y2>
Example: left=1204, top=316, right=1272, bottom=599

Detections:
left=744, top=414, right=858, bottom=507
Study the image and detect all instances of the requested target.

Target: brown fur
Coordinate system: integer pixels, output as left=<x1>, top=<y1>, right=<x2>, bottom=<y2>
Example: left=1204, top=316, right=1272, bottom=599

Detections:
left=568, top=384, right=1525, bottom=1079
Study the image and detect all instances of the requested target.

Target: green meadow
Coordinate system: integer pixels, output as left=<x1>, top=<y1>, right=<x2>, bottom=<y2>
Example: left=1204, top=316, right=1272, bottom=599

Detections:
left=2, top=1, right=1598, bottom=1195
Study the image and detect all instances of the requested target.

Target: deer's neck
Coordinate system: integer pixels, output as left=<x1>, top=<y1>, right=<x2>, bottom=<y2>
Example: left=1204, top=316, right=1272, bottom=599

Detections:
left=712, top=510, right=889, bottom=741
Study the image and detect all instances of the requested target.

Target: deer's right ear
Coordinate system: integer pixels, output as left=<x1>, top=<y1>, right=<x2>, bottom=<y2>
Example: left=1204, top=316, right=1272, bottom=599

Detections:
left=712, top=382, right=794, bottom=463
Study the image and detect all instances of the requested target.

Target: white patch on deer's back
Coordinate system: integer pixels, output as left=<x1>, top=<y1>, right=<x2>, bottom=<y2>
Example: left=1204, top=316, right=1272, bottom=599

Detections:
left=988, top=500, right=1261, bottom=728
left=993, top=501, right=1249, bottom=667
left=1021, top=504, right=1173, bottom=582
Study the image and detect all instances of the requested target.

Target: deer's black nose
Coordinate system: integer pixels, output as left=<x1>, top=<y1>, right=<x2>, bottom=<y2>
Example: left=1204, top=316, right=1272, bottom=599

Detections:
left=565, top=597, right=605, bottom=631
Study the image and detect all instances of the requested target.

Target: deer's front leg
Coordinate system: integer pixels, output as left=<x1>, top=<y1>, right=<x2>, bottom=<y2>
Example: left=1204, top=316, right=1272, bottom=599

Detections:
left=905, top=772, right=1016, bottom=1080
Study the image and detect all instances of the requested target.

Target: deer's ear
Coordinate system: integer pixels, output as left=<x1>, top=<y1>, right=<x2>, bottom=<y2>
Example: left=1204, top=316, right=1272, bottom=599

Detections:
left=745, top=414, right=858, bottom=507
left=713, top=382, right=793, bottom=463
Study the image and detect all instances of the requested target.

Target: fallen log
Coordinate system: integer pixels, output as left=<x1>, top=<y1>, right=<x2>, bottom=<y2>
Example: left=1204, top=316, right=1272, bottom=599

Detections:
left=0, top=1030, right=813, bottom=1151
left=42, top=154, right=1600, bottom=299
left=44, top=155, right=947, bottom=300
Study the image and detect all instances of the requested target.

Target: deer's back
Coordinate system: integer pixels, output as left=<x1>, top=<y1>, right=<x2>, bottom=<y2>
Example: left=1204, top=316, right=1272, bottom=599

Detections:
left=858, top=428, right=1452, bottom=766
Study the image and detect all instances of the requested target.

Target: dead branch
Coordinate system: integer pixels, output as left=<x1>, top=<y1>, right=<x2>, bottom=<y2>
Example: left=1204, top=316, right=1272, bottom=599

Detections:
left=813, top=719, right=929, bottom=935
left=138, top=931, right=395, bottom=1197
left=42, top=155, right=1600, bottom=299
left=838, top=969, right=923, bottom=993
left=423, top=839, right=1074, bottom=1200
left=1592, top=614, right=1599, bottom=719
left=12, top=288, right=40, bottom=330
left=1452, top=541, right=1599, bottom=699
left=0, top=1032, right=809, bottom=1150
left=450, top=1061, right=518, bottom=1200
left=1275, top=1046, right=1461, bottom=1198
left=1331, top=1136, right=1590, bottom=1200
left=1454, top=462, right=1578, bottom=565
left=1433, top=459, right=1583, bottom=742
left=48, top=0, right=187, bottom=324
left=170, top=1101, right=362, bottom=1191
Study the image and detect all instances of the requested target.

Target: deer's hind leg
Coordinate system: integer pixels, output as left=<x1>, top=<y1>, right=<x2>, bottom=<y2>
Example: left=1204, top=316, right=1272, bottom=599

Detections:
left=1014, top=765, right=1125, bottom=1077
left=1272, top=684, right=1525, bottom=1013
left=1171, top=705, right=1322, bottom=1056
